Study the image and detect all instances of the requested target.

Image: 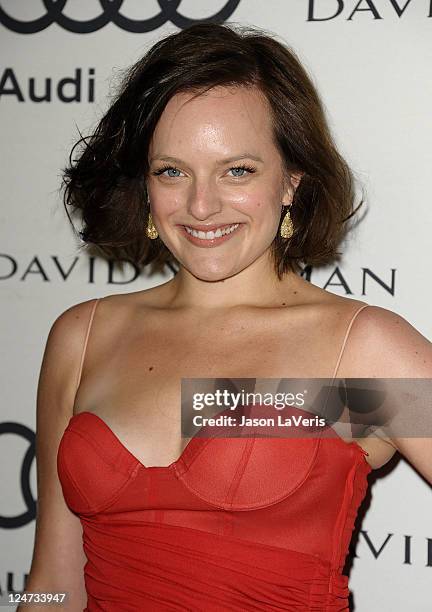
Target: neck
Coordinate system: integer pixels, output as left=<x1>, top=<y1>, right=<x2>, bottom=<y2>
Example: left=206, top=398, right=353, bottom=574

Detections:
left=163, top=253, right=302, bottom=311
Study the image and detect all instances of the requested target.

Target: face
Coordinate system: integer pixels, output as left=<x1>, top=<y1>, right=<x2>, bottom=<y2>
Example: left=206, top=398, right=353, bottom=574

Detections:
left=147, top=85, right=300, bottom=282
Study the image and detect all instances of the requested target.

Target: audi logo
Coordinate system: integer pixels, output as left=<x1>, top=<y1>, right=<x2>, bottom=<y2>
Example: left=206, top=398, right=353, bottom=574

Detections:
left=0, top=0, right=241, bottom=34
left=0, top=421, right=36, bottom=529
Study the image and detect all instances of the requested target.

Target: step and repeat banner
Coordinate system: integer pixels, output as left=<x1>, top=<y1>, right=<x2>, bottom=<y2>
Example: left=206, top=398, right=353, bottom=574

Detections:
left=1, top=2, right=431, bottom=610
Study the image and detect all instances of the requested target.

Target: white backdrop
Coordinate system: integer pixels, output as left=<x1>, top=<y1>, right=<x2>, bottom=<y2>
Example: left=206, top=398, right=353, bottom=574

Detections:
left=1, top=1, right=431, bottom=610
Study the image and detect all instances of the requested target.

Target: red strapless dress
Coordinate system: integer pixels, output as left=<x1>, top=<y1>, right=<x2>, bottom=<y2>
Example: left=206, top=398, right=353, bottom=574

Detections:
left=57, top=407, right=371, bottom=611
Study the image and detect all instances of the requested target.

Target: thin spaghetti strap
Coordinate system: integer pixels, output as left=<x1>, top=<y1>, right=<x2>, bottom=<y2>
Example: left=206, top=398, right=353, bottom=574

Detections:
left=331, top=303, right=370, bottom=381
left=75, top=297, right=101, bottom=394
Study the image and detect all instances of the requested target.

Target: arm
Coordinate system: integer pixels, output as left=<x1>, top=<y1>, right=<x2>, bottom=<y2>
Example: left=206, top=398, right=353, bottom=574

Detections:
left=346, top=305, right=432, bottom=485
left=17, top=300, right=97, bottom=611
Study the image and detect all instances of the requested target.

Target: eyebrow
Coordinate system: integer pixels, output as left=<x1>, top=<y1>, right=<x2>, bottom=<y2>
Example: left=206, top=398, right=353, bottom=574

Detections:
left=149, top=153, right=264, bottom=165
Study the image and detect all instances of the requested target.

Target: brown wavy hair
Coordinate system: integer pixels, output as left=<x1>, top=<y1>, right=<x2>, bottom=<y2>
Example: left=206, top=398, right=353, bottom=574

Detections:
left=61, top=22, right=364, bottom=280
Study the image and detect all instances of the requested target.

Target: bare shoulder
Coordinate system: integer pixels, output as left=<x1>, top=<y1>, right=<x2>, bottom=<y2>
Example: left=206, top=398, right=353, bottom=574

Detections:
left=43, top=298, right=102, bottom=400
left=336, top=303, right=432, bottom=377
left=50, top=297, right=100, bottom=341
left=36, top=297, right=102, bottom=428
left=295, top=282, right=369, bottom=326
left=24, top=298, right=102, bottom=605
left=52, top=287, right=162, bottom=334
left=91, top=285, right=172, bottom=313
left=303, top=294, right=432, bottom=462
left=343, top=305, right=432, bottom=480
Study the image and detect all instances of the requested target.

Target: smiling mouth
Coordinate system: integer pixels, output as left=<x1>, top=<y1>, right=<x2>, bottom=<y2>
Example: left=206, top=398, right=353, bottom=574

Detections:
left=183, top=223, right=240, bottom=239
left=178, top=222, right=244, bottom=247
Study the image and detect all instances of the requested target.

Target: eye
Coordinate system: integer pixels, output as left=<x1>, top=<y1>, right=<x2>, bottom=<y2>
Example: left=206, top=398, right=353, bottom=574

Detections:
left=228, top=164, right=257, bottom=178
left=152, top=165, right=184, bottom=178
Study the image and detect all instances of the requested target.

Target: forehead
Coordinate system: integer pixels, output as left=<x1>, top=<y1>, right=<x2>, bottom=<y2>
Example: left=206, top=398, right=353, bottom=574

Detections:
left=149, top=85, right=275, bottom=152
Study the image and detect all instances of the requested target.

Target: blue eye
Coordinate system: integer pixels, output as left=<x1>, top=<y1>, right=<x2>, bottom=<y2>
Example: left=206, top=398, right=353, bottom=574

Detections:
left=230, top=167, right=246, bottom=177
left=166, top=167, right=181, bottom=177
left=152, top=164, right=257, bottom=178
left=152, top=165, right=182, bottom=177
left=229, top=165, right=256, bottom=177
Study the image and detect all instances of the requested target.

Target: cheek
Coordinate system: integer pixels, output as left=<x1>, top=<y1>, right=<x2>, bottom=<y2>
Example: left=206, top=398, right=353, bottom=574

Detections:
left=150, top=195, right=182, bottom=218
left=244, top=197, right=279, bottom=223
left=239, top=181, right=280, bottom=212
left=237, top=192, right=268, bottom=211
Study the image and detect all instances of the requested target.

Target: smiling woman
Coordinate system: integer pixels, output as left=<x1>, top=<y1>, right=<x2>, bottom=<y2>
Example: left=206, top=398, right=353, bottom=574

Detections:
left=60, top=21, right=363, bottom=281
left=22, top=20, right=432, bottom=612
left=143, top=84, right=306, bottom=281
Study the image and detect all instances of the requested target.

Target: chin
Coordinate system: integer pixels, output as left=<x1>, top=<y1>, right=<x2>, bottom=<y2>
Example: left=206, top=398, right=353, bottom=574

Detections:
left=184, top=261, right=242, bottom=283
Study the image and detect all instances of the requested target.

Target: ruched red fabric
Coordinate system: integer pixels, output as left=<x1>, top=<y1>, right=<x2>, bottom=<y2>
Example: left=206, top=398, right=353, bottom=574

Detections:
left=57, top=406, right=371, bottom=611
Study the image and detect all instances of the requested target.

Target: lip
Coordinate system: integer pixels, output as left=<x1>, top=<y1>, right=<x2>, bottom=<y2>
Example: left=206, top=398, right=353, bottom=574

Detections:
left=179, top=223, right=241, bottom=231
left=178, top=223, right=244, bottom=248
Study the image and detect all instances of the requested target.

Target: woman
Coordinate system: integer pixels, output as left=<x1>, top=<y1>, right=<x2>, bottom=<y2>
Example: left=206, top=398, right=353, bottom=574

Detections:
left=22, top=22, right=432, bottom=611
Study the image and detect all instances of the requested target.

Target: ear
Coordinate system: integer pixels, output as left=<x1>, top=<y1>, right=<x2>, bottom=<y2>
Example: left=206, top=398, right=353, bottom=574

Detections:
left=282, top=171, right=305, bottom=206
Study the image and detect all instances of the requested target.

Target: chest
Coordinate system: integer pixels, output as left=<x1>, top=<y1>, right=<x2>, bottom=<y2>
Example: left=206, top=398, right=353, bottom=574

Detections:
left=74, top=310, right=342, bottom=467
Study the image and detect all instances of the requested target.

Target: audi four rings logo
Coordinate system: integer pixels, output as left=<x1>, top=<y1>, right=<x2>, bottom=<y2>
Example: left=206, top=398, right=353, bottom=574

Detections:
left=0, top=0, right=241, bottom=34
left=0, top=421, right=36, bottom=529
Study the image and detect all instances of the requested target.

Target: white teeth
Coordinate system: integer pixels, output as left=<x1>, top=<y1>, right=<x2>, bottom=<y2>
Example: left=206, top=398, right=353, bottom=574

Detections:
left=185, top=223, right=239, bottom=239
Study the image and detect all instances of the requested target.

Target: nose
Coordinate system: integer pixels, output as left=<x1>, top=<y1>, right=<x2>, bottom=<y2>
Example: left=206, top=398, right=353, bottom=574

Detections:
left=186, top=181, right=223, bottom=221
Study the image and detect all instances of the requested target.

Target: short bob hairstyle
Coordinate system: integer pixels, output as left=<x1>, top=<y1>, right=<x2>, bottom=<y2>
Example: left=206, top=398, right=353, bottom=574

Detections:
left=61, top=22, right=363, bottom=280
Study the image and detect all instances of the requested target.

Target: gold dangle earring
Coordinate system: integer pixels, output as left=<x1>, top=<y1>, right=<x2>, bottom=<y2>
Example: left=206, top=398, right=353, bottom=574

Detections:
left=280, top=203, right=294, bottom=239
left=146, top=197, right=158, bottom=240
